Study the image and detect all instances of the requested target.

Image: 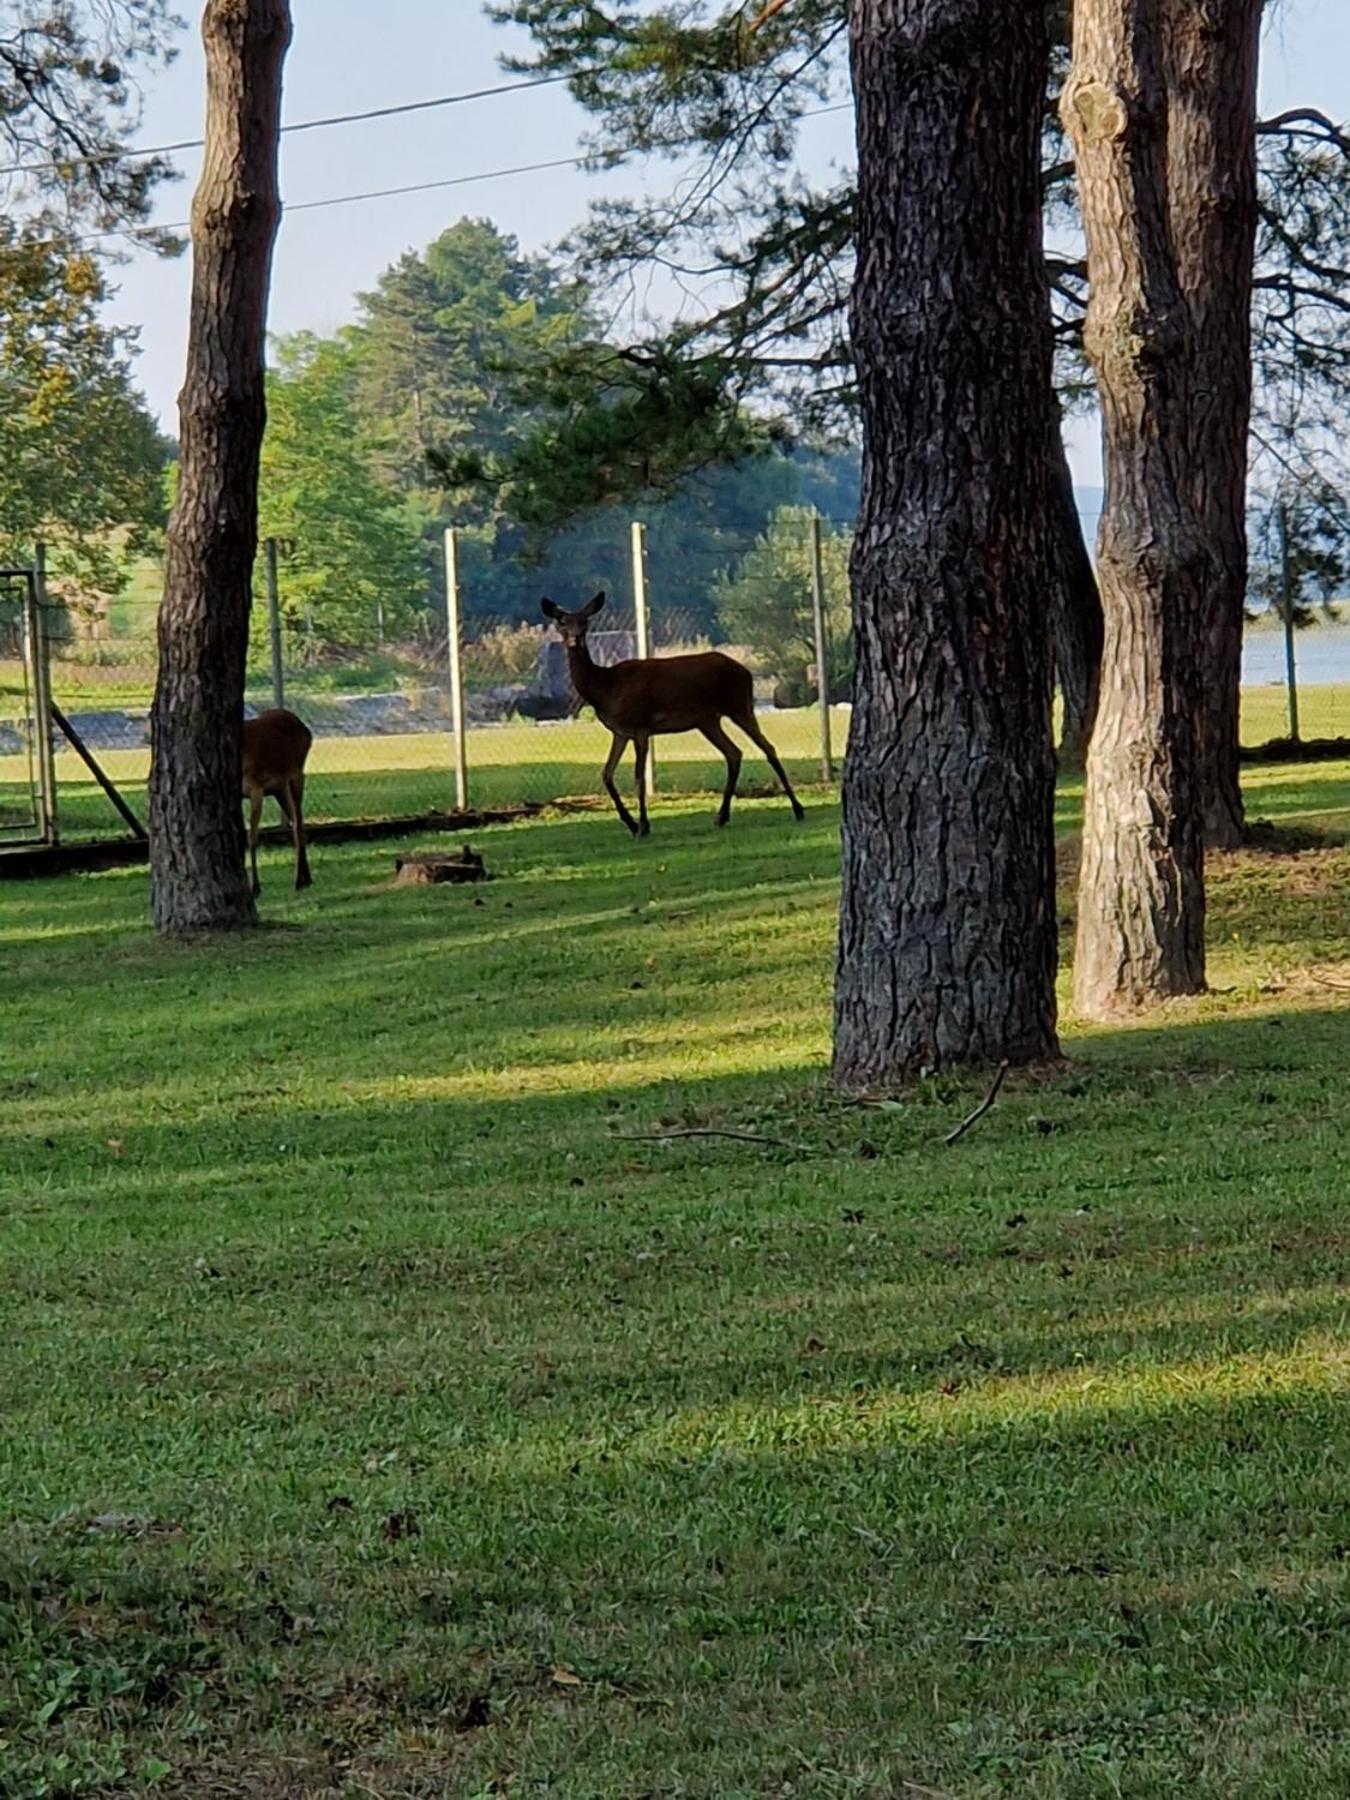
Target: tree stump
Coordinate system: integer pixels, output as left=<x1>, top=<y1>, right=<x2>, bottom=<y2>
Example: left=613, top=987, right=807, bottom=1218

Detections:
left=393, top=846, right=488, bottom=886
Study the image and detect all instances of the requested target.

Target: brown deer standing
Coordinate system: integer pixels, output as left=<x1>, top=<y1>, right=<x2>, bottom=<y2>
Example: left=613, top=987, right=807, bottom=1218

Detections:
left=242, top=708, right=313, bottom=894
left=541, top=592, right=805, bottom=836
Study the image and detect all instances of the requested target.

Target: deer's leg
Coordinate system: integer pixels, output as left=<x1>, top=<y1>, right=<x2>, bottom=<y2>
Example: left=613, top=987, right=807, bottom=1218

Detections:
left=247, top=790, right=264, bottom=896
left=633, top=735, right=651, bottom=837
left=733, top=709, right=806, bottom=821
left=277, top=776, right=313, bottom=890
left=602, top=732, right=639, bottom=835
left=701, top=721, right=743, bottom=826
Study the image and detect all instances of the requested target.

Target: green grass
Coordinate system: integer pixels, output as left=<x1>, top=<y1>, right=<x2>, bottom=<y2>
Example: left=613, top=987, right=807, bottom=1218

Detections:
left=4, top=632, right=1350, bottom=846
left=2, top=770, right=1350, bottom=1795
left=0, top=709, right=849, bottom=843
left=6, top=685, right=1350, bottom=849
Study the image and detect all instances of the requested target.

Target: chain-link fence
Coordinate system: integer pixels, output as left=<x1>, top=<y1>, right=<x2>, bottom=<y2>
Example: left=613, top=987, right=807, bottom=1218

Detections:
left=8, top=513, right=850, bottom=847
left=6, top=506, right=1350, bottom=855
left=0, top=568, right=52, bottom=847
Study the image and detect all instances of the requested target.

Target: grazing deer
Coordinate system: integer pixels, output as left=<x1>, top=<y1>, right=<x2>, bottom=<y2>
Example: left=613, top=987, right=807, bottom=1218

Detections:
left=541, top=592, right=805, bottom=836
left=242, top=708, right=313, bottom=895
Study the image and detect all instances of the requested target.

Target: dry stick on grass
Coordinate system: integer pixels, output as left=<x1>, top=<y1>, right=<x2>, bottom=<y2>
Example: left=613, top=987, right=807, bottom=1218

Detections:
left=941, top=1062, right=1010, bottom=1147
left=1307, top=967, right=1350, bottom=992
left=616, top=1126, right=805, bottom=1152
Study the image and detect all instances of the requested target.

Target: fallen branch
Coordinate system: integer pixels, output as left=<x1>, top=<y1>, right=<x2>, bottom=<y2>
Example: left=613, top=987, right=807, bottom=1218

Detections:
left=942, top=1063, right=1009, bottom=1147
left=1307, top=967, right=1350, bottom=992
left=616, top=1126, right=804, bottom=1152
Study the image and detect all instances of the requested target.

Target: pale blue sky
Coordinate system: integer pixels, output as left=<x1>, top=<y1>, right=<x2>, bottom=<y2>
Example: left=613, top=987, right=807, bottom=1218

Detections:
left=102, top=0, right=1349, bottom=489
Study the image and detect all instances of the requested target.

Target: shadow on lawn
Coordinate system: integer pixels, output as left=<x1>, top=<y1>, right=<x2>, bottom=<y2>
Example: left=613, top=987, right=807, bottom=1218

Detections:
left=2, top=1350, right=1347, bottom=1797
left=6, top=774, right=1350, bottom=1794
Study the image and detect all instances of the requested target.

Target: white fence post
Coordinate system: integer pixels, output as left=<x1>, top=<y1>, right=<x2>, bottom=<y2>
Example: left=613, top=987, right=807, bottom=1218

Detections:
left=264, top=537, right=285, bottom=711
left=31, top=540, right=58, bottom=843
left=809, top=511, right=836, bottom=781
left=631, top=519, right=654, bottom=787
left=1276, top=501, right=1300, bottom=743
left=444, top=526, right=469, bottom=811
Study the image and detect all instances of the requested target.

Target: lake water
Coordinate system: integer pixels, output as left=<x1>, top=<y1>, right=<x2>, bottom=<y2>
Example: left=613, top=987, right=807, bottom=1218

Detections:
left=1242, top=628, right=1350, bottom=688
left=1072, top=492, right=1350, bottom=692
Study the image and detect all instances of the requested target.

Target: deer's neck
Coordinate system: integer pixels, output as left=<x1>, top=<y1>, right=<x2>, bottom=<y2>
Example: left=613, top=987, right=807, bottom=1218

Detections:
left=566, top=640, right=616, bottom=709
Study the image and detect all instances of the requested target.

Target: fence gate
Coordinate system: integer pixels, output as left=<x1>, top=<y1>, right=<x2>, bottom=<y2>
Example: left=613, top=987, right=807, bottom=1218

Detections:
left=0, top=568, right=56, bottom=848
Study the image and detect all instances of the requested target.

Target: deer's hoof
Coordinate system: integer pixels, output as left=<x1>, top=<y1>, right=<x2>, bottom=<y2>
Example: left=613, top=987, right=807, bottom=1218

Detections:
left=251, top=879, right=261, bottom=898
left=716, top=813, right=730, bottom=828
left=792, top=804, right=806, bottom=821
left=638, top=821, right=651, bottom=838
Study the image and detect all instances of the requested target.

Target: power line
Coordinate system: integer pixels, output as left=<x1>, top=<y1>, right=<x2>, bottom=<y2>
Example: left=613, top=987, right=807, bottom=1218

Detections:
left=0, top=72, right=573, bottom=181
left=82, top=100, right=855, bottom=247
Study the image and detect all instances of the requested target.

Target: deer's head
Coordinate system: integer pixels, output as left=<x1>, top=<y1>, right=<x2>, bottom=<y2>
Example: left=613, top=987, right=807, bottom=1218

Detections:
left=541, top=591, right=605, bottom=648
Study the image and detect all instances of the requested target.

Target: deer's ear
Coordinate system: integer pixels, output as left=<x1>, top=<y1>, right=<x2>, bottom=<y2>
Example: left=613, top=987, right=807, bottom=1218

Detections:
left=583, top=591, right=606, bottom=617
left=541, top=598, right=561, bottom=620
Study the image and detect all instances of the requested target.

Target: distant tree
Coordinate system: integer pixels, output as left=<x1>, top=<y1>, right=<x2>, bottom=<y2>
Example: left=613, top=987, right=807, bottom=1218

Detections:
left=1249, top=480, right=1350, bottom=628
left=258, top=333, right=425, bottom=655
left=288, top=219, right=858, bottom=639
left=0, top=224, right=168, bottom=611
left=149, top=0, right=290, bottom=937
left=352, top=217, right=593, bottom=508
left=712, top=506, right=851, bottom=699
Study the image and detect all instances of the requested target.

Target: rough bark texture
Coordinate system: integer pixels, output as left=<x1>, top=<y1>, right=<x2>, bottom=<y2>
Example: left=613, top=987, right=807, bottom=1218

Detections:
left=1163, top=0, right=1261, bottom=849
left=148, top=0, right=292, bottom=934
left=1049, top=401, right=1104, bottom=764
left=1063, top=0, right=1207, bottom=1019
left=834, top=0, right=1060, bottom=1087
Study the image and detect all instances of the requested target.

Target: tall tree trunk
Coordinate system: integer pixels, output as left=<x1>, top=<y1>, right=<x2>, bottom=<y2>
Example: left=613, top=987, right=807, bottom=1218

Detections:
left=834, top=0, right=1059, bottom=1086
left=1063, top=0, right=1207, bottom=1019
left=148, top=0, right=292, bottom=934
left=1049, top=399, right=1104, bottom=764
left=1163, top=0, right=1262, bottom=849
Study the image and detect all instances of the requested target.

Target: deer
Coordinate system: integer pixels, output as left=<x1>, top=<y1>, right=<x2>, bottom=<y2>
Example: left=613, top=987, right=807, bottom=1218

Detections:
left=242, top=708, right=313, bottom=895
left=541, top=592, right=805, bottom=836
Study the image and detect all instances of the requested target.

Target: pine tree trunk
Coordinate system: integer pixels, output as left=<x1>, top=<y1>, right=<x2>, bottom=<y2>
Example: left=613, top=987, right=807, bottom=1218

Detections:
left=148, top=0, right=292, bottom=934
left=1063, top=0, right=1207, bottom=1019
left=1049, top=400, right=1103, bottom=765
left=834, top=0, right=1059, bottom=1087
left=1163, top=0, right=1261, bottom=850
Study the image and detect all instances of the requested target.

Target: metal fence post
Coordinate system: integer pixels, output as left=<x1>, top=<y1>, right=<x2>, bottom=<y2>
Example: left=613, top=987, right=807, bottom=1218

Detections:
left=31, top=540, right=58, bottom=843
left=264, top=537, right=285, bottom=711
left=631, top=519, right=654, bottom=786
left=444, top=526, right=469, bottom=811
left=1277, top=501, right=1300, bottom=742
left=809, top=511, right=836, bottom=781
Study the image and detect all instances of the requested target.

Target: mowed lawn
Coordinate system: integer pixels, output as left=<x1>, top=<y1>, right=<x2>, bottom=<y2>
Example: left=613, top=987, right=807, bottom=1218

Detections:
left=2, top=675, right=1347, bottom=845
left=2, top=769, right=1350, bottom=1796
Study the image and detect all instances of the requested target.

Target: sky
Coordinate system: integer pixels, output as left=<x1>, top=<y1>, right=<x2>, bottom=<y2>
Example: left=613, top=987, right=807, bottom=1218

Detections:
left=97, top=0, right=1350, bottom=492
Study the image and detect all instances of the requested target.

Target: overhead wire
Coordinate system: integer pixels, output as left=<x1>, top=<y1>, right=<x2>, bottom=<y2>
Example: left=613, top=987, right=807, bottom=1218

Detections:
left=0, top=72, right=575, bottom=180
left=73, top=100, right=855, bottom=246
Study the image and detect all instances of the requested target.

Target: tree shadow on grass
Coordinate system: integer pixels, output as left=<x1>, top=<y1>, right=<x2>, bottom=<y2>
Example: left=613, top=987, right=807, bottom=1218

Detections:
left=3, top=1366, right=1348, bottom=1796
left=3, top=952, right=1350, bottom=1790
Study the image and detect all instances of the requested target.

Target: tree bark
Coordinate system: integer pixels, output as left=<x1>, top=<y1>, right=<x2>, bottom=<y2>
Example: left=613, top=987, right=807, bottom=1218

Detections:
left=148, top=0, right=292, bottom=934
left=1062, top=0, right=1207, bottom=1019
left=1163, top=0, right=1262, bottom=849
left=834, top=0, right=1060, bottom=1087
left=1049, top=399, right=1103, bottom=764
